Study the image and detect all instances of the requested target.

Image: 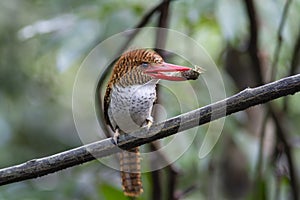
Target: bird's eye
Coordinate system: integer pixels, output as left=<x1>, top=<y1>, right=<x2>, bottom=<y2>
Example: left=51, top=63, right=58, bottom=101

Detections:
left=141, top=62, right=149, bottom=68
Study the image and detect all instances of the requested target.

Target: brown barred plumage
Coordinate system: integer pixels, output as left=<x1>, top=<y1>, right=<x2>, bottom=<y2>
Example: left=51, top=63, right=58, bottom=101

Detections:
left=119, top=147, right=143, bottom=197
left=104, top=49, right=163, bottom=131
left=103, top=49, right=193, bottom=197
left=104, top=49, right=162, bottom=197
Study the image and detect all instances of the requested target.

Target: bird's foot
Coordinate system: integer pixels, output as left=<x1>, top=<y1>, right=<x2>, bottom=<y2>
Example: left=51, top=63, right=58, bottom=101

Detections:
left=145, top=116, right=153, bottom=130
left=113, top=129, right=120, bottom=145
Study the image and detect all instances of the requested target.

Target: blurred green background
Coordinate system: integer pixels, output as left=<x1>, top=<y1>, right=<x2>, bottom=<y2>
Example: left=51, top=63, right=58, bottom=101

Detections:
left=0, top=0, right=300, bottom=199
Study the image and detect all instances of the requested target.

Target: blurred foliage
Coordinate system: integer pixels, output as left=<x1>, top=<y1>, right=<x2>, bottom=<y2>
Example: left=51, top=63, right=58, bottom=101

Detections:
left=0, top=0, right=300, bottom=200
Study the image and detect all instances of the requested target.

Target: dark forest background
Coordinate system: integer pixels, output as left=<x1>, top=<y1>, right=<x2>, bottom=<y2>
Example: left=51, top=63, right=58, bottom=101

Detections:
left=0, top=0, right=300, bottom=199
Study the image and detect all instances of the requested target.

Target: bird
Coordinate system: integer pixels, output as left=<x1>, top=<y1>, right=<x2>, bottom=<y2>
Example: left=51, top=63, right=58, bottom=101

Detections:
left=103, top=49, right=191, bottom=197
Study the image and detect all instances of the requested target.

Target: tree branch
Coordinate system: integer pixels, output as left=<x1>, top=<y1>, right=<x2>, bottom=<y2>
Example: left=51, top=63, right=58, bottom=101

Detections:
left=1, top=74, right=300, bottom=186
left=244, top=2, right=298, bottom=199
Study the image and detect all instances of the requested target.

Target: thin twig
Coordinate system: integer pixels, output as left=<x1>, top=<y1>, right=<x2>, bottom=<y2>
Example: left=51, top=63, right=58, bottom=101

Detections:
left=289, top=26, right=300, bottom=76
left=174, top=184, right=198, bottom=200
left=267, top=1, right=298, bottom=199
left=254, top=111, right=269, bottom=184
left=0, top=74, right=300, bottom=186
left=270, top=106, right=299, bottom=200
left=149, top=143, right=162, bottom=200
left=117, top=0, right=174, bottom=56
left=244, top=1, right=297, bottom=199
left=244, top=0, right=264, bottom=85
left=270, top=0, right=292, bottom=82
left=167, top=165, right=179, bottom=200
left=284, top=25, right=300, bottom=110
left=155, top=0, right=170, bottom=52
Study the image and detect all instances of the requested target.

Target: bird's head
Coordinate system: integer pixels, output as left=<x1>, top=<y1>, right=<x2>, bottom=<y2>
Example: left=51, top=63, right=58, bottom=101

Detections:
left=110, top=49, right=191, bottom=86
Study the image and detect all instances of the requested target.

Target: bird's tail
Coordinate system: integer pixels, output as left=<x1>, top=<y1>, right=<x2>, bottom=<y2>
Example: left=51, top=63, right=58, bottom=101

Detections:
left=119, top=147, right=143, bottom=197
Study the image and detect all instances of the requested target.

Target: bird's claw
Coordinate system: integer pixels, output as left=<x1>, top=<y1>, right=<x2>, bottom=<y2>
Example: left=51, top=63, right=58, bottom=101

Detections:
left=112, top=129, right=120, bottom=145
left=145, top=116, right=153, bottom=130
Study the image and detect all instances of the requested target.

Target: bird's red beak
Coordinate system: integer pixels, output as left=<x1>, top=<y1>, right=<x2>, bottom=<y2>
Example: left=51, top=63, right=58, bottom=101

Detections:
left=144, top=62, right=191, bottom=81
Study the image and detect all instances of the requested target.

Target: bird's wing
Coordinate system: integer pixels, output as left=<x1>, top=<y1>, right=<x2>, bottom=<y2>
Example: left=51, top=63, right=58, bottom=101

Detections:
left=103, top=85, right=114, bottom=131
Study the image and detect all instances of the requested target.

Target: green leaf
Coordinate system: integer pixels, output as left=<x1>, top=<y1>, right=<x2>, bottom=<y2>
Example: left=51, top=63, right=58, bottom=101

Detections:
left=100, top=184, right=127, bottom=200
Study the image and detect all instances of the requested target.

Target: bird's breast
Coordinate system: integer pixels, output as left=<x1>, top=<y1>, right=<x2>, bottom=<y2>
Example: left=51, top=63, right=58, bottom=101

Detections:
left=108, top=80, right=158, bottom=133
